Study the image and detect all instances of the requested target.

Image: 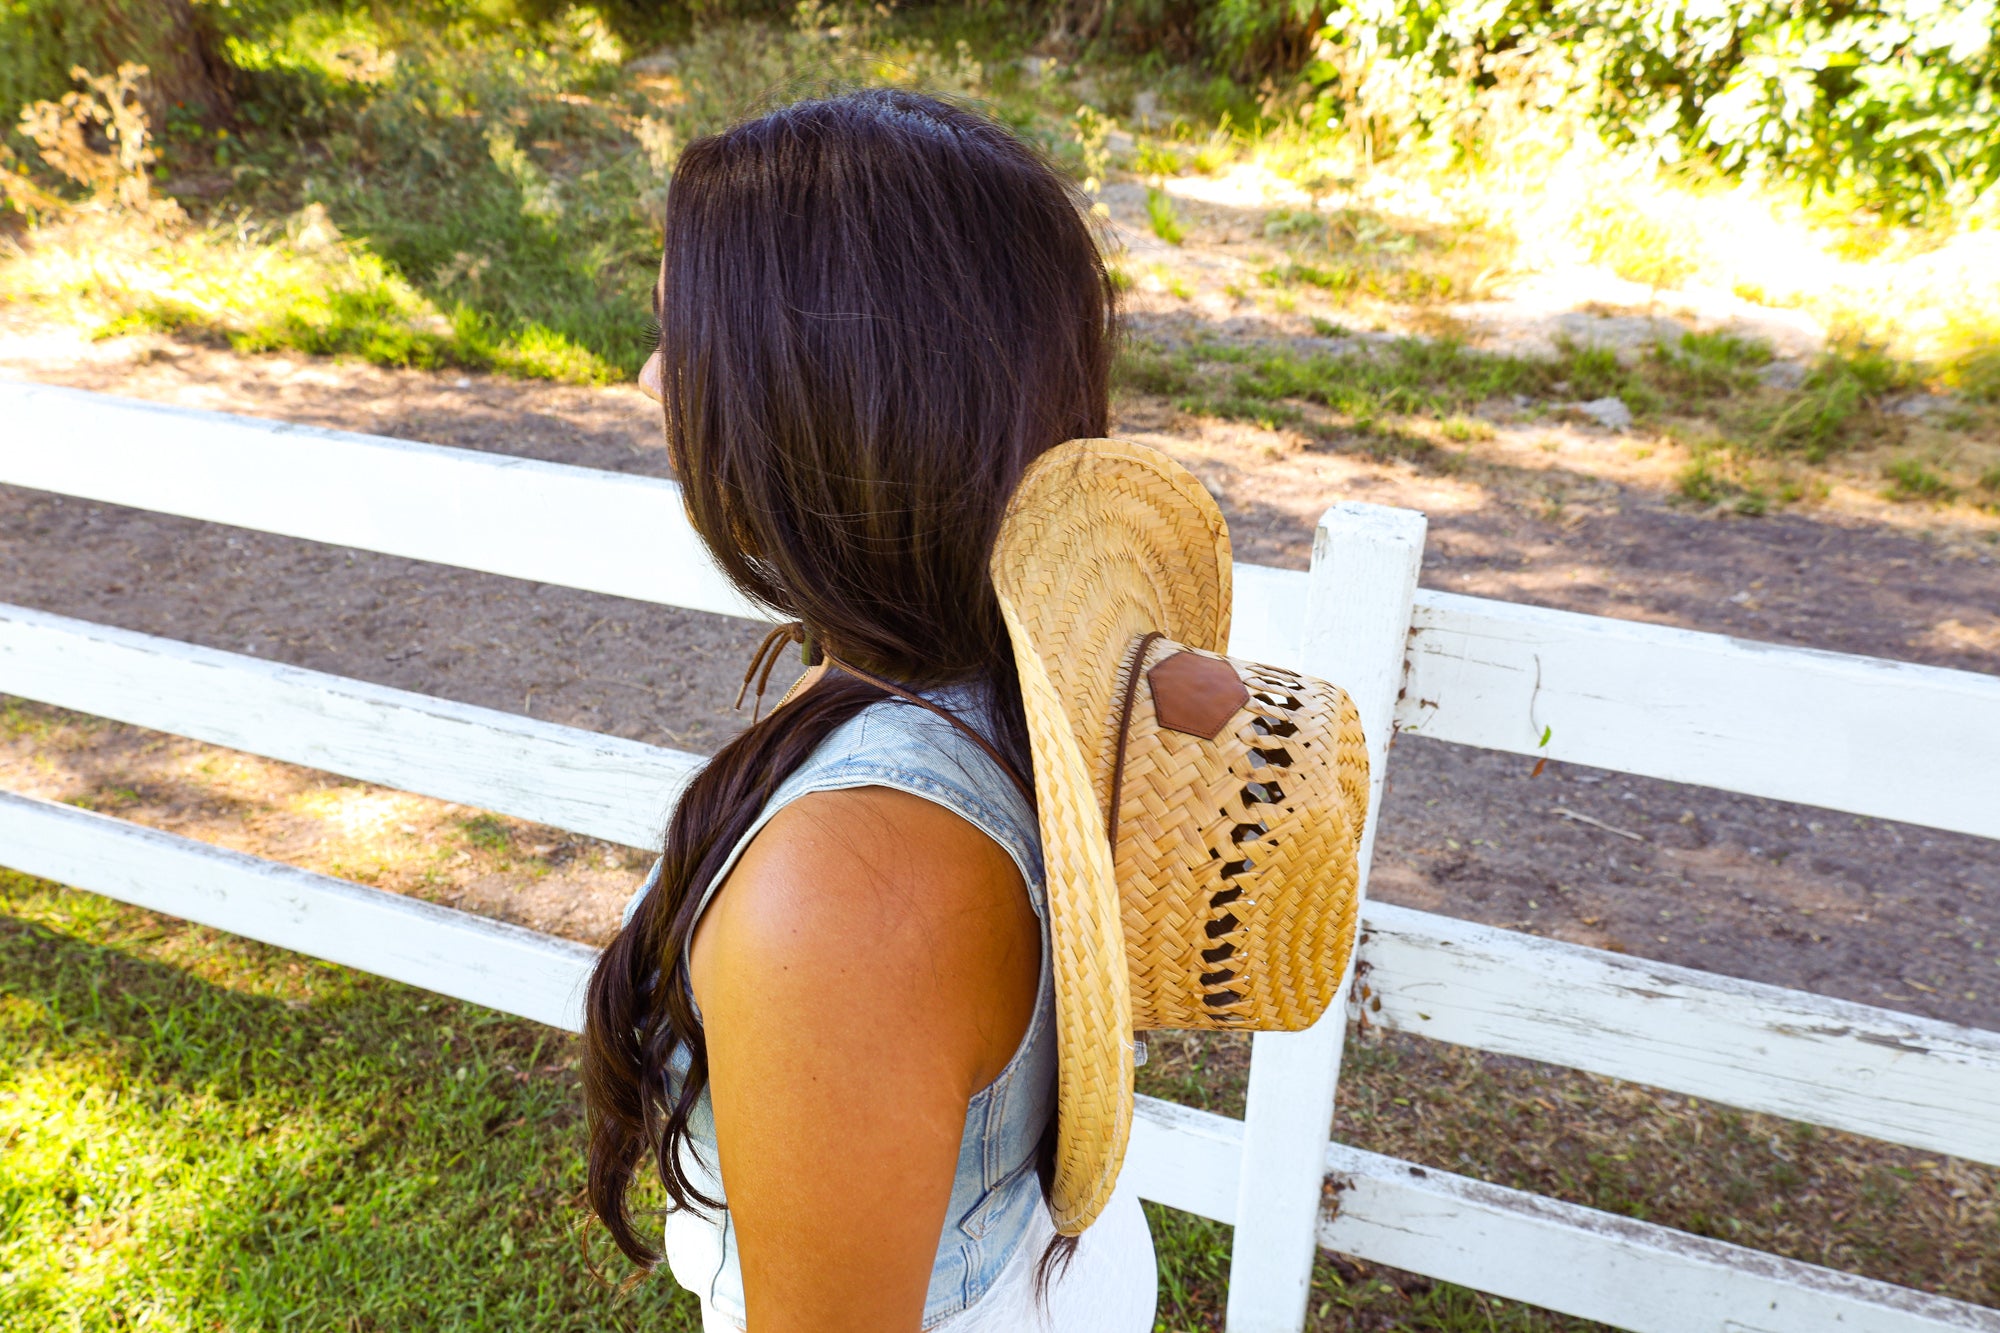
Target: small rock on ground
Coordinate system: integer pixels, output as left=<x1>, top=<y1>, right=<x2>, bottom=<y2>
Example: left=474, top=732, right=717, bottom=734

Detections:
left=1578, top=396, right=1634, bottom=431
left=1758, top=360, right=1810, bottom=392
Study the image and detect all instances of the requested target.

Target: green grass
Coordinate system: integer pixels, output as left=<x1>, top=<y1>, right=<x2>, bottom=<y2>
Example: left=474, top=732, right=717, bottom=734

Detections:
left=1147, top=187, right=1188, bottom=245
left=1883, top=457, right=1959, bottom=502
left=1674, top=443, right=1779, bottom=514
left=1252, top=204, right=1492, bottom=305
left=1950, top=346, right=2000, bottom=402
left=1113, top=332, right=1717, bottom=452
left=4, top=2, right=1983, bottom=420
left=0, top=869, right=699, bottom=1332
left=1714, top=342, right=1912, bottom=462
left=460, top=813, right=516, bottom=852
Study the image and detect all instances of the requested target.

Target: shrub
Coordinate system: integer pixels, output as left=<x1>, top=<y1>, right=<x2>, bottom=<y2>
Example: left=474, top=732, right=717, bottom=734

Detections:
left=0, top=0, right=233, bottom=131
left=1305, top=0, right=2000, bottom=220
left=1045, top=0, right=1326, bottom=81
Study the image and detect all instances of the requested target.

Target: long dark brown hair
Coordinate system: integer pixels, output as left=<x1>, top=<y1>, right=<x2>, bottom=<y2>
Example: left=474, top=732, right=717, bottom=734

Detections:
left=582, top=89, right=1115, bottom=1269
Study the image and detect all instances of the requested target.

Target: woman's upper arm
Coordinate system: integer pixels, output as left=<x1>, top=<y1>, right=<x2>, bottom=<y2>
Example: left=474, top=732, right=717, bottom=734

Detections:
left=688, top=785, right=1038, bottom=1333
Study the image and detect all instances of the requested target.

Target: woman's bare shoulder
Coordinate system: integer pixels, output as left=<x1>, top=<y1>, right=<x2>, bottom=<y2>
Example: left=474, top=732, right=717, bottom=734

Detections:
left=689, top=785, right=1038, bottom=1087
left=703, top=785, right=1018, bottom=938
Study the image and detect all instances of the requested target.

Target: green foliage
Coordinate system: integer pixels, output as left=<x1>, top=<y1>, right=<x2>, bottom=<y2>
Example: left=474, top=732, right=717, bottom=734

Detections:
left=1738, top=377, right=1862, bottom=461
left=1145, top=185, right=1187, bottom=244
left=1882, top=456, right=1958, bottom=501
left=1117, top=341, right=1202, bottom=397
left=1259, top=255, right=1468, bottom=302
left=1221, top=335, right=1540, bottom=419
left=1133, top=141, right=1183, bottom=176
left=0, top=1, right=93, bottom=124
left=459, top=814, right=514, bottom=851
left=1308, top=0, right=2000, bottom=219
left=1713, top=344, right=1905, bottom=461
left=1057, top=0, right=1325, bottom=81
left=1676, top=448, right=1768, bottom=514
left=309, top=38, right=661, bottom=377
left=0, top=0, right=204, bottom=128
left=1645, top=330, right=1772, bottom=399
left=1945, top=344, right=2000, bottom=402
left=1116, top=329, right=1813, bottom=468
left=1439, top=413, right=1493, bottom=442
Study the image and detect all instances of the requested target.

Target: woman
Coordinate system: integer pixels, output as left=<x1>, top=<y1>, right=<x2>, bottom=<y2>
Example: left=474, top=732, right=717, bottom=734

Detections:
left=583, top=90, right=1158, bottom=1332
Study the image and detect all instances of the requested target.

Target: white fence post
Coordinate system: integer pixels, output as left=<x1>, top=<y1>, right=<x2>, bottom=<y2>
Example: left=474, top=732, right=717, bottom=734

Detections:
left=1224, top=501, right=1427, bottom=1333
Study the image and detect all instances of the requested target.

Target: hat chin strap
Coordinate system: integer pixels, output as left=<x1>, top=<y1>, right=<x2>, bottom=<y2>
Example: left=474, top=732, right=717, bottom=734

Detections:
left=1102, top=630, right=1165, bottom=853
left=734, top=621, right=814, bottom=722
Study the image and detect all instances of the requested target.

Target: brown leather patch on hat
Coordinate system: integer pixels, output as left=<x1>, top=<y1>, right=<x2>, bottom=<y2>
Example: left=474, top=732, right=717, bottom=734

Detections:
left=1148, top=651, right=1248, bottom=740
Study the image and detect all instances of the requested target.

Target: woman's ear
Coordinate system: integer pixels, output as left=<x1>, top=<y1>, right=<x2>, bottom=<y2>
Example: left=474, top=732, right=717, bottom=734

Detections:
left=638, top=348, right=664, bottom=402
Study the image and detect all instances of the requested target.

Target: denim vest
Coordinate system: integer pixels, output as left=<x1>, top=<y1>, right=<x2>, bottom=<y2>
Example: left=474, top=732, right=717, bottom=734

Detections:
left=625, top=683, right=1056, bottom=1329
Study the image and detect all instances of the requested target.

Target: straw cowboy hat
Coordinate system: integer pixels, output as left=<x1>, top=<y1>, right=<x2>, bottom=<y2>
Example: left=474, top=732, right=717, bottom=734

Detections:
left=990, top=438, right=1370, bottom=1235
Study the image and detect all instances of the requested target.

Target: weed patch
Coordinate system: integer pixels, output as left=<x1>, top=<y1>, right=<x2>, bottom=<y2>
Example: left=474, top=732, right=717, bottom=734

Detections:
left=1115, top=331, right=1749, bottom=439
left=1674, top=445, right=1781, bottom=514
left=1440, top=414, right=1496, bottom=443
left=1646, top=331, right=1771, bottom=401
left=1146, top=187, right=1187, bottom=245
left=459, top=813, right=514, bottom=852
left=1883, top=457, right=1958, bottom=503
left=1721, top=347, right=1908, bottom=462
left=1950, top=346, right=2000, bottom=403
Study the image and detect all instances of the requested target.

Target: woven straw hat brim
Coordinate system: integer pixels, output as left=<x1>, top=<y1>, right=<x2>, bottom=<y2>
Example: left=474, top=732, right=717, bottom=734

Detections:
left=990, top=439, right=1232, bottom=1234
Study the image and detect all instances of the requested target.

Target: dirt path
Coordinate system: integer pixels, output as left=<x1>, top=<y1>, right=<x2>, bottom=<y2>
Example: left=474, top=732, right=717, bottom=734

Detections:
left=2, top=315, right=1996, bottom=1035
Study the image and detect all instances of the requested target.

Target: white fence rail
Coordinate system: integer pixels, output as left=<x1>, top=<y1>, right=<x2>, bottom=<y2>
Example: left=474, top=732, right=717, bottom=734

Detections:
left=10, top=378, right=1992, bottom=840
left=3, top=382, right=1998, bottom=1333
left=0, top=602, right=698, bottom=848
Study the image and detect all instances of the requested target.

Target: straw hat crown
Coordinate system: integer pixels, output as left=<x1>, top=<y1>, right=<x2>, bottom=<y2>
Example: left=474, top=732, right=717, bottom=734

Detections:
left=991, top=439, right=1368, bottom=1234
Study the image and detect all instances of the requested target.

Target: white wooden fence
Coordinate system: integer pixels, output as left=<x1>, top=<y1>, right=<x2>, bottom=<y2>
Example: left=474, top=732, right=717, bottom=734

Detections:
left=2, top=380, right=1997, bottom=1333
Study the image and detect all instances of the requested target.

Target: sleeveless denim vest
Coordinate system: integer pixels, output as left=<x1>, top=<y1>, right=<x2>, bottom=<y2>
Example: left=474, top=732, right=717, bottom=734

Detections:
left=623, top=683, right=1056, bottom=1329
